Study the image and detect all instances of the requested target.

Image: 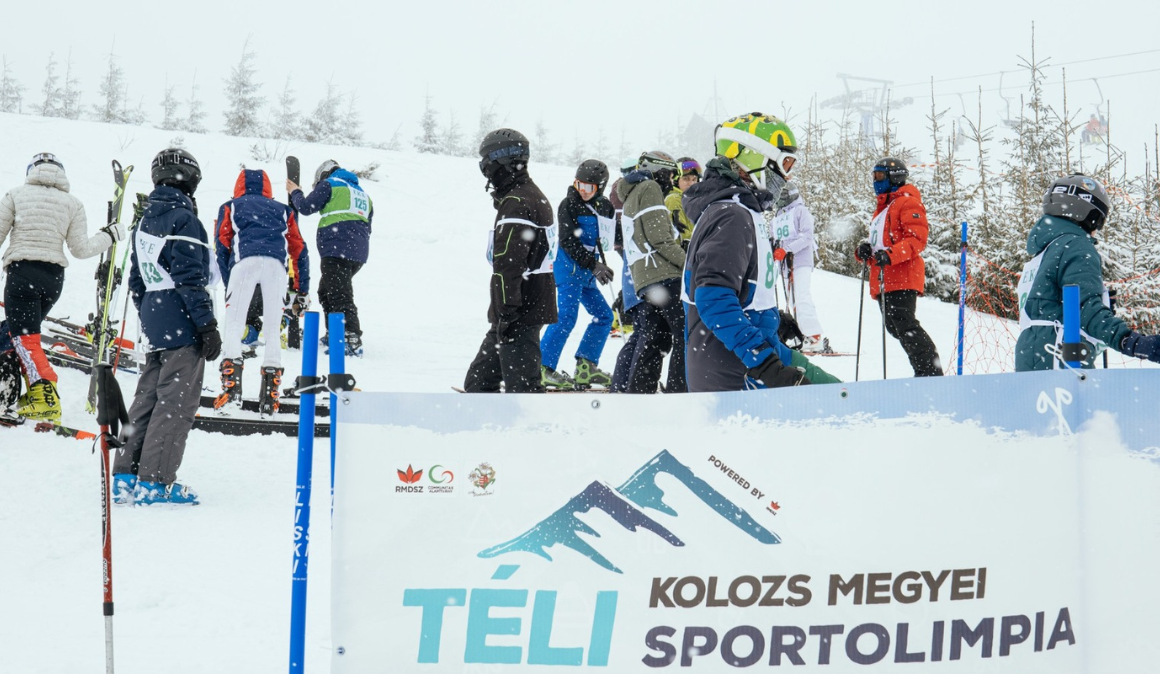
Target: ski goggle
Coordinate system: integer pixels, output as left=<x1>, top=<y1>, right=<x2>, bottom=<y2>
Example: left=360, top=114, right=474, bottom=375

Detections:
left=873, top=170, right=887, bottom=181
left=27, top=152, right=63, bottom=174
left=679, top=159, right=702, bottom=177
left=574, top=180, right=598, bottom=199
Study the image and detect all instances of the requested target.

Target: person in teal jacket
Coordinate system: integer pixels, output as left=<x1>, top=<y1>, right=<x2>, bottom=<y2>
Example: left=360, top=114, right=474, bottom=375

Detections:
left=1015, top=173, right=1160, bottom=370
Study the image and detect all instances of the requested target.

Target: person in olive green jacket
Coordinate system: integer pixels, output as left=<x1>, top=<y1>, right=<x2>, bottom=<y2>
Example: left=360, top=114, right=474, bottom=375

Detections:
left=665, top=157, right=702, bottom=249
left=617, top=150, right=687, bottom=393
left=1015, top=173, right=1160, bottom=370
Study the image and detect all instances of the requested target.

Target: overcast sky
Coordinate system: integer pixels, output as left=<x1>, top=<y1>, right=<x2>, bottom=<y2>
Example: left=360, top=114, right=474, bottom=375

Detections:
left=6, top=0, right=1159, bottom=165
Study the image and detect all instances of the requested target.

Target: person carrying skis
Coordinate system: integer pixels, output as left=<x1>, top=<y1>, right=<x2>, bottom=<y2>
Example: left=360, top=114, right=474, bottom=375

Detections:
left=665, top=157, right=702, bottom=250
left=286, top=160, right=371, bottom=356
left=0, top=152, right=123, bottom=421
left=682, top=113, right=840, bottom=392
left=464, top=128, right=557, bottom=393
left=539, top=160, right=617, bottom=390
left=619, top=150, right=688, bottom=394
left=1015, top=173, right=1160, bottom=370
left=854, top=157, right=943, bottom=377
left=112, top=148, right=221, bottom=506
left=772, top=181, right=828, bottom=353
left=213, top=168, right=310, bottom=413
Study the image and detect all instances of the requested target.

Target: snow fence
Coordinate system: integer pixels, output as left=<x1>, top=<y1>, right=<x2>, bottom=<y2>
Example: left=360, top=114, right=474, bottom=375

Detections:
left=330, top=369, right=1160, bottom=672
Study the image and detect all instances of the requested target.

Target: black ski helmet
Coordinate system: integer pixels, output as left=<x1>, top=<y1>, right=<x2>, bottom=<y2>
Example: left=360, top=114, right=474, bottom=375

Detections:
left=314, top=159, right=339, bottom=186
left=151, top=148, right=202, bottom=196
left=478, top=128, right=530, bottom=176
left=872, top=157, right=909, bottom=186
left=575, top=159, right=609, bottom=193
left=1043, top=173, right=1110, bottom=232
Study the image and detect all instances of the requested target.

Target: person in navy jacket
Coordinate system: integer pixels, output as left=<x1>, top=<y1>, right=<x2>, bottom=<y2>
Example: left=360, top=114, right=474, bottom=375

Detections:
left=213, top=168, right=309, bottom=411
left=287, top=160, right=372, bottom=354
left=112, top=148, right=220, bottom=506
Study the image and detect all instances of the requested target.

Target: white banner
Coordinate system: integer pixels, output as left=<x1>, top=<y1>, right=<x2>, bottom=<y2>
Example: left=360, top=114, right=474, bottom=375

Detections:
left=331, top=371, right=1160, bottom=672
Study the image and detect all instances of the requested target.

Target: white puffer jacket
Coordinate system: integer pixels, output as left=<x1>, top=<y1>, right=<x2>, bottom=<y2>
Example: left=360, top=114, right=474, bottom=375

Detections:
left=0, top=163, right=111, bottom=269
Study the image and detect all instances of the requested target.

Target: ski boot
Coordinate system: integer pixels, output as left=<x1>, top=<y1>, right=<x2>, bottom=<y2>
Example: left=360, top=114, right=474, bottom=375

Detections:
left=213, top=359, right=244, bottom=410
left=16, top=379, right=61, bottom=422
left=573, top=358, right=612, bottom=390
left=112, top=473, right=138, bottom=506
left=135, top=480, right=199, bottom=506
left=801, top=335, right=832, bottom=355
left=540, top=366, right=576, bottom=391
left=259, top=366, right=283, bottom=418
left=323, top=332, right=364, bottom=357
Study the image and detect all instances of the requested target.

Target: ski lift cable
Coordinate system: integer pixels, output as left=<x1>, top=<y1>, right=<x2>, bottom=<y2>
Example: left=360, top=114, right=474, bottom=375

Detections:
left=886, top=47, right=1160, bottom=90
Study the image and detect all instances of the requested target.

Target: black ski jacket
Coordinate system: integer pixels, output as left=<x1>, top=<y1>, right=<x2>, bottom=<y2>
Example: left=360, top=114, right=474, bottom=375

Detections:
left=487, top=172, right=557, bottom=330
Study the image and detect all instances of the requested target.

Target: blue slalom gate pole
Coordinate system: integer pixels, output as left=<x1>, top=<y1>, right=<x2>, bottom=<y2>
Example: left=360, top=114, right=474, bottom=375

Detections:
left=327, top=313, right=347, bottom=516
left=956, top=221, right=968, bottom=376
left=1062, top=285, right=1083, bottom=369
left=289, top=311, right=320, bottom=673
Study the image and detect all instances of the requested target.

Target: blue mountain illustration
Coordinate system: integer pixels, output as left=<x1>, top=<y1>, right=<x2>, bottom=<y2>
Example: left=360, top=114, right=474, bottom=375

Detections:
left=618, top=449, right=781, bottom=544
left=479, top=450, right=780, bottom=573
left=478, top=480, right=683, bottom=574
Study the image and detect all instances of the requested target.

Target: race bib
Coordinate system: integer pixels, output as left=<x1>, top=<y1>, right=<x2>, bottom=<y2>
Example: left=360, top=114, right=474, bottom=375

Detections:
left=347, top=187, right=371, bottom=219
left=869, top=206, right=890, bottom=252
left=135, top=231, right=177, bottom=292
left=772, top=210, right=795, bottom=242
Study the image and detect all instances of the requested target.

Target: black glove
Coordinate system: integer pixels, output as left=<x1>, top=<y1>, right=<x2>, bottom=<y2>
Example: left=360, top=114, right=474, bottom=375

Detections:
left=101, top=221, right=126, bottom=245
left=855, top=242, right=873, bottom=262
left=1121, top=332, right=1160, bottom=363
left=778, top=311, right=805, bottom=350
left=132, top=193, right=149, bottom=226
left=747, top=351, right=811, bottom=388
left=593, top=261, right=615, bottom=286
left=873, top=249, right=892, bottom=267
left=198, top=324, right=222, bottom=361
left=495, top=315, right=517, bottom=343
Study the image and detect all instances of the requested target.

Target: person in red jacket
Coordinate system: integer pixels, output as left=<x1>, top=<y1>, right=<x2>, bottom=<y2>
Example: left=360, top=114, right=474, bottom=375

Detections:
left=854, top=158, right=943, bottom=377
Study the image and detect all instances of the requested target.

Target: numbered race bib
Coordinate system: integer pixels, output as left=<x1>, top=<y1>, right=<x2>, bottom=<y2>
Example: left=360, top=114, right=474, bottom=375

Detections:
left=622, top=204, right=667, bottom=267
left=748, top=207, right=778, bottom=312
left=135, top=231, right=177, bottom=291
left=1016, top=249, right=1047, bottom=331
left=868, top=206, right=890, bottom=252
left=588, top=205, right=617, bottom=255
left=347, top=187, right=371, bottom=219
left=772, top=210, right=795, bottom=243
left=495, top=218, right=556, bottom=276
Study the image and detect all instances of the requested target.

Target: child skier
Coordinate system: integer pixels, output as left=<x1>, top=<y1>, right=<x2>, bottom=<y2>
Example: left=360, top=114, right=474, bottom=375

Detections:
left=214, top=168, right=309, bottom=414
left=772, top=182, right=828, bottom=353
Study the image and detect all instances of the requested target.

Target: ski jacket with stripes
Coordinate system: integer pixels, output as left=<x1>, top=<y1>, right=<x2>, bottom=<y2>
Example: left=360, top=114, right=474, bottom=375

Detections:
left=289, top=168, right=373, bottom=264
left=555, top=186, right=613, bottom=287
left=215, top=169, right=310, bottom=293
left=0, top=163, right=111, bottom=269
left=128, top=186, right=217, bottom=352
left=486, top=172, right=557, bottom=329
left=616, top=172, right=685, bottom=293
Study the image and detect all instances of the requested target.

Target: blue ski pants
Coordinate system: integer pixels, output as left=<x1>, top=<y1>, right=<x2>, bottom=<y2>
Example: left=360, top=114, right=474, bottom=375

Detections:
left=540, top=279, right=613, bottom=371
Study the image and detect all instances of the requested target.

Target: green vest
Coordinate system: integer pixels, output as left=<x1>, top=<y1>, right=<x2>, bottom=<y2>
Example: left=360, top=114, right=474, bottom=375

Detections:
left=319, top=179, right=372, bottom=228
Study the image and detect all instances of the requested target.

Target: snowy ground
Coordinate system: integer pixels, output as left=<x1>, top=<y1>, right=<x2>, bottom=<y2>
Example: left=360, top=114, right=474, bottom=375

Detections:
left=0, top=114, right=1154, bottom=672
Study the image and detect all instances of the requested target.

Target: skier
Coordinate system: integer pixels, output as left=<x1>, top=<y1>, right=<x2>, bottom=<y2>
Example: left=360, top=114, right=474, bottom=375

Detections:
left=609, top=166, right=648, bottom=392
left=682, top=113, right=839, bottom=391
left=1015, top=173, right=1160, bottom=370
left=0, top=152, right=122, bottom=421
left=464, top=129, right=557, bottom=393
left=854, top=157, right=943, bottom=377
left=665, top=157, right=702, bottom=249
left=539, top=160, right=617, bottom=390
left=213, top=168, right=310, bottom=413
left=618, top=150, right=688, bottom=393
left=287, top=160, right=371, bottom=356
left=112, top=148, right=221, bottom=506
left=772, top=181, right=828, bottom=353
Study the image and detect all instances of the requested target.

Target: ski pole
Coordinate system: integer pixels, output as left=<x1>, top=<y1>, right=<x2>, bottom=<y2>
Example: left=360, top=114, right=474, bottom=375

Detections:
left=94, top=364, right=128, bottom=674
left=1103, top=289, right=1117, bottom=368
left=855, top=262, right=868, bottom=382
left=879, top=267, right=887, bottom=380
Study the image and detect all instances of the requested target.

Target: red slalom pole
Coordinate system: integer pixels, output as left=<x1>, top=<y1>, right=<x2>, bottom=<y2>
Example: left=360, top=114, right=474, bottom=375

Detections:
left=99, top=425, right=115, bottom=674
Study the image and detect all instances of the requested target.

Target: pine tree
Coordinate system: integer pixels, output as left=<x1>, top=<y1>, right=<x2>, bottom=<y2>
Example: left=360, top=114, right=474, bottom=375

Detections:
left=183, top=77, right=207, bottom=134
left=439, top=109, right=464, bottom=156
left=384, top=125, right=403, bottom=151
left=270, top=76, right=300, bottom=140
left=0, top=56, right=24, bottom=114
left=302, top=81, right=342, bottom=144
left=533, top=117, right=558, bottom=165
left=39, top=52, right=62, bottom=117
left=91, top=47, right=126, bottom=123
left=591, top=128, right=610, bottom=164
left=915, top=81, right=971, bottom=302
left=473, top=103, right=498, bottom=156
left=60, top=51, right=82, bottom=120
left=159, top=80, right=180, bottom=130
left=123, top=89, right=147, bottom=125
left=566, top=131, right=587, bottom=167
left=413, top=93, right=439, bottom=154
left=340, top=93, right=363, bottom=146
left=222, top=38, right=264, bottom=137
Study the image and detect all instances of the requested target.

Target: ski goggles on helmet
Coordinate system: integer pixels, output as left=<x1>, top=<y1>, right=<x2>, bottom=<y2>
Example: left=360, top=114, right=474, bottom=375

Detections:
left=27, top=152, right=63, bottom=174
left=574, top=180, right=598, bottom=200
left=479, top=144, right=529, bottom=174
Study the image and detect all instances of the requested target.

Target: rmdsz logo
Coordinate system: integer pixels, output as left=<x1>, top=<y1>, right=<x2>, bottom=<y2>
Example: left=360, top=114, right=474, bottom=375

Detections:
left=397, top=465, right=424, bottom=493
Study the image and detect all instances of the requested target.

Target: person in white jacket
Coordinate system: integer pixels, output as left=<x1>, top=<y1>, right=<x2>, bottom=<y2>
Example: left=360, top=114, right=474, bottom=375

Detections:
left=772, top=182, right=828, bottom=353
left=0, top=153, right=122, bottom=420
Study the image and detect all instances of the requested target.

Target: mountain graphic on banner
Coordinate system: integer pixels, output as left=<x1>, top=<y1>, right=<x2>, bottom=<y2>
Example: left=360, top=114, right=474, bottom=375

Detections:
left=478, top=450, right=780, bottom=574
left=478, top=480, right=683, bottom=573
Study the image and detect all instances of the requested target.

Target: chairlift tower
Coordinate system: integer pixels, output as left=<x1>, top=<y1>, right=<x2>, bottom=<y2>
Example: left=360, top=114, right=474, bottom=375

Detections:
left=819, top=74, right=914, bottom=150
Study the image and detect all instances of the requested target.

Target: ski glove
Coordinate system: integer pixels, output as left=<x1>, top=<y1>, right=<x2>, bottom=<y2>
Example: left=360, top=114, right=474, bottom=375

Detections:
left=773, top=245, right=787, bottom=262
left=102, top=221, right=126, bottom=245
left=132, top=193, right=149, bottom=227
left=593, top=261, right=615, bottom=286
left=198, top=325, right=222, bottom=361
left=747, top=352, right=811, bottom=388
left=1121, top=332, right=1160, bottom=363
left=873, top=249, right=892, bottom=267
left=855, top=242, right=873, bottom=262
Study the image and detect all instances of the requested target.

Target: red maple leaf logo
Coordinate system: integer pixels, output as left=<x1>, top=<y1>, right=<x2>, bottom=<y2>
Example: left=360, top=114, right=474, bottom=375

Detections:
left=397, top=465, right=423, bottom=484
left=769, top=501, right=781, bottom=511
